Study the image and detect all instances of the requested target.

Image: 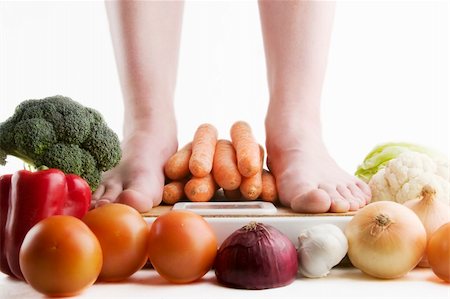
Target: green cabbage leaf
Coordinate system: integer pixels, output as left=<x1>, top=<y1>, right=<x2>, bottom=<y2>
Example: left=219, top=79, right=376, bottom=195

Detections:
left=355, top=142, right=443, bottom=182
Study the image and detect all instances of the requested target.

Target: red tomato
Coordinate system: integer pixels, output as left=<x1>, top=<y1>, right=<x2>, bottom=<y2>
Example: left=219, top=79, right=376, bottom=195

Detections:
left=82, top=203, right=149, bottom=281
left=19, top=216, right=102, bottom=297
left=427, top=222, right=450, bottom=282
left=148, top=210, right=217, bottom=283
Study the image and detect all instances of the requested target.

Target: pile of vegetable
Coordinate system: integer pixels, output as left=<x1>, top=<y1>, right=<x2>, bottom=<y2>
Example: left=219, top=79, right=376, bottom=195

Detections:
left=1, top=198, right=449, bottom=297
left=345, top=199, right=450, bottom=282
left=355, top=142, right=449, bottom=204
left=351, top=143, right=449, bottom=280
left=2, top=205, right=220, bottom=296
left=163, top=121, right=278, bottom=204
left=0, top=95, right=122, bottom=191
left=0, top=169, right=91, bottom=280
left=18, top=203, right=151, bottom=296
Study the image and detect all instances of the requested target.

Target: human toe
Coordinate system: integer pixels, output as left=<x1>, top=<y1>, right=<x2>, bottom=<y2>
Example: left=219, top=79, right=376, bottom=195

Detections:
left=119, top=175, right=164, bottom=212
left=320, top=184, right=350, bottom=213
left=92, top=184, right=105, bottom=202
left=95, top=199, right=112, bottom=208
left=117, top=189, right=153, bottom=213
left=348, top=184, right=368, bottom=208
left=336, top=185, right=360, bottom=211
left=356, top=180, right=372, bottom=203
left=290, top=189, right=332, bottom=213
left=329, top=199, right=350, bottom=213
left=99, top=183, right=123, bottom=202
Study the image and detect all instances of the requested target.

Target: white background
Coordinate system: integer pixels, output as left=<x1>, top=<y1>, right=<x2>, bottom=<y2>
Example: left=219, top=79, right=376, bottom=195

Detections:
left=0, top=0, right=448, bottom=176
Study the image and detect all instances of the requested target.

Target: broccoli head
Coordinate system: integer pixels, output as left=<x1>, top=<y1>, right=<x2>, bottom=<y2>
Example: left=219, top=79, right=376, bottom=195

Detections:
left=83, top=124, right=122, bottom=171
left=0, top=149, right=6, bottom=165
left=14, top=119, right=57, bottom=160
left=0, top=95, right=122, bottom=191
left=36, top=143, right=85, bottom=176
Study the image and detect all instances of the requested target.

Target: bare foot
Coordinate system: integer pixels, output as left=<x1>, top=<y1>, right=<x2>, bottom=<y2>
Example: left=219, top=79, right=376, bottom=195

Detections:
left=92, top=115, right=177, bottom=213
left=265, top=106, right=371, bottom=213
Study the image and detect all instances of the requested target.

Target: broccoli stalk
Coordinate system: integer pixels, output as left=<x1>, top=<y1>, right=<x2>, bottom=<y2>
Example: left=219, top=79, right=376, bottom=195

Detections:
left=0, top=95, right=122, bottom=191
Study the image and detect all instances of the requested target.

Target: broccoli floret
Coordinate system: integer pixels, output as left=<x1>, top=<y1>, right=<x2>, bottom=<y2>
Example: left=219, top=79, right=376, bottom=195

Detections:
left=21, top=95, right=92, bottom=144
left=83, top=124, right=122, bottom=171
left=0, top=149, right=6, bottom=165
left=36, top=143, right=85, bottom=175
left=86, top=107, right=105, bottom=125
left=14, top=119, right=57, bottom=160
left=81, top=152, right=102, bottom=190
left=0, top=119, right=16, bottom=153
left=0, top=95, right=122, bottom=191
left=12, top=99, right=41, bottom=121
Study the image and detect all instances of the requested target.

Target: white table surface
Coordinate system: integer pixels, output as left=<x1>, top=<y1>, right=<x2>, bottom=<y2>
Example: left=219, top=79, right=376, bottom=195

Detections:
left=1, top=267, right=448, bottom=299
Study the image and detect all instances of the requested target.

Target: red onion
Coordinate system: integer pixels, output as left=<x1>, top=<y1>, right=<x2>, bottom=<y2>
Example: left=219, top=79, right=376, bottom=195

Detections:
left=214, top=222, right=298, bottom=289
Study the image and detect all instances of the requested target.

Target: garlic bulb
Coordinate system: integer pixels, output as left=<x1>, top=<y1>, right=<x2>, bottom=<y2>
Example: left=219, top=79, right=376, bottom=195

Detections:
left=297, top=224, right=348, bottom=278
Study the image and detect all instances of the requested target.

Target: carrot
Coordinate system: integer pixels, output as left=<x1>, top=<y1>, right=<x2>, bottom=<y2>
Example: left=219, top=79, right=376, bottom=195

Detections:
left=260, top=170, right=278, bottom=203
left=162, top=181, right=186, bottom=205
left=239, top=145, right=264, bottom=200
left=184, top=174, right=216, bottom=202
left=164, top=142, right=192, bottom=180
left=189, top=124, right=218, bottom=178
left=223, top=188, right=242, bottom=201
left=230, top=121, right=260, bottom=178
left=240, top=174, right=262, bottom=201
left=212, top=139, right=242, bottom=190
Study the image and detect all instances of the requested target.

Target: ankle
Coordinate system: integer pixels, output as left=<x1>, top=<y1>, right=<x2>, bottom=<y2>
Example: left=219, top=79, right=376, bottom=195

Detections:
left=266, top=96, right=321, bottom=130
left=265, top=111, right=322, bottom=144
left=123, top=108, right=177, bottom=138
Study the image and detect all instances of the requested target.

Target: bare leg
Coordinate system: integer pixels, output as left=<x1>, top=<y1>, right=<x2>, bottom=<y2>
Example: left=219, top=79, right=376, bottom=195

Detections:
left=259, top=0, right=370, bottom=213
left=93, top=1, right=184, bottom=212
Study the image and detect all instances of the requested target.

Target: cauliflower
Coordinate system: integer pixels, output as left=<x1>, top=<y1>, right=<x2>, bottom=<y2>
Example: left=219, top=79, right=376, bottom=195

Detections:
left=369, top=151, right=449, bottom=204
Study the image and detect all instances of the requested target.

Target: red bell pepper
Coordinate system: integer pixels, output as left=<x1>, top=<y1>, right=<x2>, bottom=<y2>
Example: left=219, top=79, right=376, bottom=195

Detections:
left=1, top=169, right=91, bottom=280
left=0, top=174, right=13, bottom=277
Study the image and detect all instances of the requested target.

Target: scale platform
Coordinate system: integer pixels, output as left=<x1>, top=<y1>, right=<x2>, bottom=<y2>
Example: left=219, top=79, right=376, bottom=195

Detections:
left=142, top=201, right=354, bottom=246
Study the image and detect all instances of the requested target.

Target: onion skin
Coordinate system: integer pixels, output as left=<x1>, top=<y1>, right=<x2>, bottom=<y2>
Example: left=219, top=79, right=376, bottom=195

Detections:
left=427, top=223, right=450, bottom=282
left=214, top=222, right=298, bottom=290
left=404, top=185, right=450, bottom=267
left=345, top=201, right=427, bottom=279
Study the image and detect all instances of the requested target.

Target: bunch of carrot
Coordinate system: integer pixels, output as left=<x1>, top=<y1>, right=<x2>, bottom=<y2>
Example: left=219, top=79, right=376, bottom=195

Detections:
left=162, top=121, right=278, bottom=204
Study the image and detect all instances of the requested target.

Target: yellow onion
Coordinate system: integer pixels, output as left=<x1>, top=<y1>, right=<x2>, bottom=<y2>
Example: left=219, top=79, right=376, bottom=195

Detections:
left=404, top=185, right=450, bottom=267
left=214, top=222, right=298, bottom=289
left=345, top=201, right=426, bottom=279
